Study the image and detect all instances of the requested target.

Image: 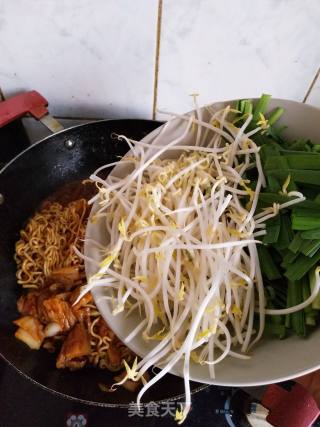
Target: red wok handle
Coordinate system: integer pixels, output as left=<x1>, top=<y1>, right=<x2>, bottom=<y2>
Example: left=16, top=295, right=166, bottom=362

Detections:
left=0, top=91, right=63, bottom=133
left=262, top=383, right=320, bottom=427
left=0, top=91, right=49, bottom=127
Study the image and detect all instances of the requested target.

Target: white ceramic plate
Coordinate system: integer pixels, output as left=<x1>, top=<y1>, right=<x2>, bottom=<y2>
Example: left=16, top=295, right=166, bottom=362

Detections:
left=85, top=98, right=320, bottom=387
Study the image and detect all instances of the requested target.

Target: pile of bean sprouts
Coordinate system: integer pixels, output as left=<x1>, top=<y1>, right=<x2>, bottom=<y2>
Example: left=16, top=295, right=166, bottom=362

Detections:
left=76, top=104, right=319, bottom=423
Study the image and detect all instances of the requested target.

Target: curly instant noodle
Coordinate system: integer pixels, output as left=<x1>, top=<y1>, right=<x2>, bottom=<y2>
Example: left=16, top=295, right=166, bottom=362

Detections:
left=15, top=199, right=87, bottom=288
left=13, top=196, right=138, bottom=388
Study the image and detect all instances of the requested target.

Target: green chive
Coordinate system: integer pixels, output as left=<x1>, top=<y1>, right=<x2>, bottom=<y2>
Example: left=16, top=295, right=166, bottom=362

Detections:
left=290, top=280, right=306, bottom=336
left=285, top=251, right=320, bottom=282
left=309, top=267, right=320, bottom=310
left=281, top=250, right=299, bottom=267
left=300, top=239, right=320, bottom=257
left=263, top=215, right=281, bottom=244
left=258, top=246, right=281, bottom=280
left=264, top=322, right=286, bottom=338
left=283, top=154, right=320, bottom=170
left=288, top=233, right=303, bottom=253
left=244, top=100, right=253, bottom=115
left=252, top=94, right=272, bottom=123
left=267, top=175, right=281, bottom=192
left=264, top=156, right=289, bottom=171
left=292, top=216, right=320, bottom=231
left=301, top=229, right=320, bottom=240
left=267, top=107, right=284, bottom=126
left=267, top=169, right=320, bottom=186
left=277, top=215, right=294, bottom=250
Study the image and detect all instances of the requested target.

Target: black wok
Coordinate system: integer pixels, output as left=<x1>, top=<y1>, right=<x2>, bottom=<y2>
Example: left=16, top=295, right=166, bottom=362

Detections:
left=0, top=113, right=206, bottom=406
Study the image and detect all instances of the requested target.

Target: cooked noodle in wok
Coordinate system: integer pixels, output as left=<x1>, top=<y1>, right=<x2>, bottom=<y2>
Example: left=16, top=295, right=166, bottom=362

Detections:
left=13, top=193, right=140, bottom=390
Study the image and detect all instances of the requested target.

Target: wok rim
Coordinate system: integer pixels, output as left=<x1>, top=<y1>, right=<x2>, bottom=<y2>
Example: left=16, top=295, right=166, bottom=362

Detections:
left=0, top=118, right=209, bottom=406
left=0, top=353, right=208, bottom=408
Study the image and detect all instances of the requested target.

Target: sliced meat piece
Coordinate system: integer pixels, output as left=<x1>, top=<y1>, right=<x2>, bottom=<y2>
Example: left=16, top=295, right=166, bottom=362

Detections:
left=14, top=316, right=44, bottom=350
left=70, top=288, right=92, bottom=310
left=59, top=357, right=87, bottom=370
left=36, top=289, right=54, bottom=323
left=47, top=283, right=69, bottom=294
left=96, top=317, right=115, bottom=340
left=56, top=323, right=91, bottom=370
left=17, top=292, right=39, bottom=317
left=70, top=289, right=93, bottom=324
left=73, top=307, right=91, bottom=323
left=53, top=292, right=70, bottom=301
left=42, top=297, right=77, bottom=331
left=48, top=266, right=81, bottom=287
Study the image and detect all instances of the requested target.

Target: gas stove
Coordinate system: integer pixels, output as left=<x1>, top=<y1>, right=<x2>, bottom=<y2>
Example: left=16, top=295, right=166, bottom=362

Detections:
left=0, top=357, right=255, bottom=427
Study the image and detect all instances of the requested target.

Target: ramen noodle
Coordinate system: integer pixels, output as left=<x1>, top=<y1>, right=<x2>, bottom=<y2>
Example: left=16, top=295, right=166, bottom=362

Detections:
left=13, top=194, right=139, bottom=389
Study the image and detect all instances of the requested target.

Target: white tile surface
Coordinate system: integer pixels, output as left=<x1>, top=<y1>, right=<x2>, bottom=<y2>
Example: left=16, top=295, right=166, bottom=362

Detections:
left=0, top=0, right=158, bottom=119
left=156, top=0, right=320, bottom=118
left=305, top=72, right=320, bottom=108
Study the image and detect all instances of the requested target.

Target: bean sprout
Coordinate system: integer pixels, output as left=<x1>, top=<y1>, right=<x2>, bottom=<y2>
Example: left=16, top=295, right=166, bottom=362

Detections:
left=76, top=106, right=308, bottom=423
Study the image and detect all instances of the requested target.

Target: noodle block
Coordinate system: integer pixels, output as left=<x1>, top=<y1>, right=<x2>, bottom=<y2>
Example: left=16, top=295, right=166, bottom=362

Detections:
left=42, top=297, right=77, bottom=331
left=17, top=292, right=38, bottom=317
